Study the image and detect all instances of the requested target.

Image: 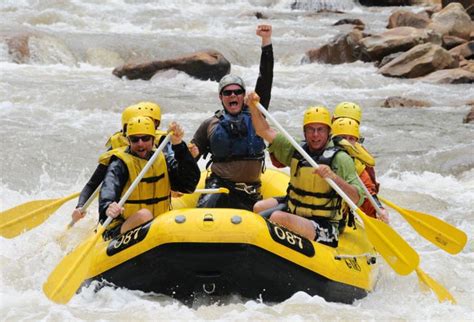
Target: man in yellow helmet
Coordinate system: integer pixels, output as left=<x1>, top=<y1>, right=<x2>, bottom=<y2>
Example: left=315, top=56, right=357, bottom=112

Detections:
left=331, top=117, right=389, bottom=223
left=189, top=24, right=274, bottom=211
left=70, top=101, right=167, bottom=225
left=246, top=93, right=365, bottom=247
left=99, top=116, right=199, bottom=237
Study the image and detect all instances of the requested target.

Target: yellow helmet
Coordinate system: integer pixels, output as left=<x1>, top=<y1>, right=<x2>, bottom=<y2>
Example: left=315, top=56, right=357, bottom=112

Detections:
left=127, top=116, right=156, bottom=137
left=135, top=101, right=161, bottom=125
left=121, top=104, right=138, bottom=129
left=333, top=102, right=362, bottom=123
left=331, top=117, right=360, bottom=139
left=303, top=106, right=331, bottom=127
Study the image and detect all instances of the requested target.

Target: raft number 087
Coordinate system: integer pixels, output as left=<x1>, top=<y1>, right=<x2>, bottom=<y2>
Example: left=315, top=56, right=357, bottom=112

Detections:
left=266, top=221, right=315, bottom=257
left=106, top=223, right=150, bottom=256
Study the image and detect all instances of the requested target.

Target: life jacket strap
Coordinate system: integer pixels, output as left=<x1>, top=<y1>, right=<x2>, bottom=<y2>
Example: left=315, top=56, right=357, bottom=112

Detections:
left=141, top=173, right=165, bottom=183
left=125, top=195, right=169, bottom=205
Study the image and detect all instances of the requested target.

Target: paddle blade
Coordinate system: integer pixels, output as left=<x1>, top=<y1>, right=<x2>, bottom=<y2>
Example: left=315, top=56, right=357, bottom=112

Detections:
left=416, top=268, right=456, bottom=304
left=380, top=197, right=467, bottom=254
left=43, top=229, right=101, bottom=304
left=357, top=209, right=419, bottom=275
left=0, top=192, right=80, bottom=238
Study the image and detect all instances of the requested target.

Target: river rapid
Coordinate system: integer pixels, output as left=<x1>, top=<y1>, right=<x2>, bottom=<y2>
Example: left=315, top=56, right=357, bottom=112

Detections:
left=1, top=0, right=473, bottom=320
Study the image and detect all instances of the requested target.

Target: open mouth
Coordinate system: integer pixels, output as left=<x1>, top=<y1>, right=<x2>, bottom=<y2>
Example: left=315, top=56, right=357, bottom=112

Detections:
left=229, top=101, right=239, bottom=107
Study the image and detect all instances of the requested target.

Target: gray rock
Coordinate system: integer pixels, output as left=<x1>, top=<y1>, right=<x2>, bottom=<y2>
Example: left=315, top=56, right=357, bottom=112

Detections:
left=113, top=50, right=231, bottom=82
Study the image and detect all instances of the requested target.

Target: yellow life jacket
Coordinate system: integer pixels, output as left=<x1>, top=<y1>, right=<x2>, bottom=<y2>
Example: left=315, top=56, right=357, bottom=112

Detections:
left=98, top=146, right=126, bottom=166
left=105, top=131, right=129, bottom=150
left=287, top=144, right=344, bottom=221
left=334, top=137, right=375, bottom=167
left=112, top=148, right=171, bottom=220
left=354, top=158, right=366, bottom=175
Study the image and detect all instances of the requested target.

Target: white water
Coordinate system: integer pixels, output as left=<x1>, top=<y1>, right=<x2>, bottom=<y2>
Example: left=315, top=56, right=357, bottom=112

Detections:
left=1, top=0, right=473, bottom=320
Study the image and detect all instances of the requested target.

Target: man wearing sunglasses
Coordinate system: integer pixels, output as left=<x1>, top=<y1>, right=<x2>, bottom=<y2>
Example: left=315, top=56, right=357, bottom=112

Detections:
left=70, top=102, right=164, bottom=226
left=190, top=24, right=273, bottom=211
left=99, top=116, right=200, bottom=239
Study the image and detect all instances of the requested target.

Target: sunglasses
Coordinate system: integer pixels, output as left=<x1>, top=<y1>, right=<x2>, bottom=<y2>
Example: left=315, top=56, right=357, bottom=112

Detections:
left=129, top=135, right=153, bottom=143
left=221, top=89, right=245, bottom=96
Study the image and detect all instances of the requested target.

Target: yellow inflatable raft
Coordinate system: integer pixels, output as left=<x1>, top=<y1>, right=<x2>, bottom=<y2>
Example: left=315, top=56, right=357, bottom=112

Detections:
left=84, top=169, right=379, bottom=304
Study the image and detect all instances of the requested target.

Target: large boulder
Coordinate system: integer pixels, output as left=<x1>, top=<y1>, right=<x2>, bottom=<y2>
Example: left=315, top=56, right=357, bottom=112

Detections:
left=334, top=19, right=365, bottom=30
left=463, top=105, right=474, bottom=123
left=5, top=33, right=30, bottom=64
left=303, top=30, right=364, bottom=64
left=5, top=32, right=76, bottom=65
left=449, top=41, right=474, bottom=60
left=359, top=0, right=411, bottom=5
left=359, top=27, right=442, bottom=62
left=113, top=50, right=231, bottom=81
left=441, top=0, right=473, bottom=10
left=387, top=10, right=430, bottom=29
left=418, top=67, right=474, bottom=83
left=442, top=35, right=468, bottom=50
left=460, top=59, right=474, bottom=73
left=379, top=42, right=456, bottom=78
left=382, top=96, right=431, bottom=108
left=428, top=2, right=473, bottom=40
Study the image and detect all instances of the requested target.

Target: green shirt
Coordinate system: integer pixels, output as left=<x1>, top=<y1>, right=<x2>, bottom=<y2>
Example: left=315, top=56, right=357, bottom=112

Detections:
left=268, top=133, right=365, bottom=206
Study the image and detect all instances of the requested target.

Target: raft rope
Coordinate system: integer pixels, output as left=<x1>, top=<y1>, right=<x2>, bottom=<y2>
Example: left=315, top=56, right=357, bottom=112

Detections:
left=334, top=253, right=379, bottom=264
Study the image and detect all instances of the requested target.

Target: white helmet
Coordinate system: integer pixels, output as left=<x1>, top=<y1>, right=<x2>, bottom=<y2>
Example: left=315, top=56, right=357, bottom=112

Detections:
left=218, top=74, right=246, bottom=94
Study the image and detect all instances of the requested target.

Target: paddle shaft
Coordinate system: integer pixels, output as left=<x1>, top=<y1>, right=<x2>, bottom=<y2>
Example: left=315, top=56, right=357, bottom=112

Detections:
left=194, top=188, right=229, bottom=194
left=356, top=175, right=384, bottom=217
left=67, top=184, right=102, bottom=228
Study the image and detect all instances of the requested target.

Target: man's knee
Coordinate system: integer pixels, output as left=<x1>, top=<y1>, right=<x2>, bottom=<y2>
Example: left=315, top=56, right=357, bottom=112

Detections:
left=269, top=210, right=290, bottom=226
left=254, top=199, right=271, bottom=213
left=135, top=208, right=153, bottom=222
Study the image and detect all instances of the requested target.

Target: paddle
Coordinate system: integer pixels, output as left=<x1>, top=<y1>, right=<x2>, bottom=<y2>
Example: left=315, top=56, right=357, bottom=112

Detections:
left=254, top=103, right=419, bottom=276
left=67, top=184, right=102, bottom=229
left=356, top=176, right=456, bottom=303
left=194, top=188, right=230, bottom=194
left=416, top=268, right=456, bottom=304
left=43, top=133, right=172, bottom=304
left=0, top=192, right=80, bottom=239
left=378, top=196, right=467, bottom=255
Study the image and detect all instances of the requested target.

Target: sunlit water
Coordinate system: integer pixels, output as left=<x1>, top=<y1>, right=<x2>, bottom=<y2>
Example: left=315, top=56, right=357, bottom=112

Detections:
left=1, top=0, right=473, bottom=320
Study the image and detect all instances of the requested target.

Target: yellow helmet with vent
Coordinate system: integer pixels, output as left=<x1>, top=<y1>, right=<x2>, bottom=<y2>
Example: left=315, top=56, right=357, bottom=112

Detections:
left=303, top=106, right=331, bottom=127
left=135, top=101, right=161, bottom=125
left=333, top=102, right=362, bottom=123
left=127, top=116, right=155, bottom=137
left=332, top=117, right=360, bottom=139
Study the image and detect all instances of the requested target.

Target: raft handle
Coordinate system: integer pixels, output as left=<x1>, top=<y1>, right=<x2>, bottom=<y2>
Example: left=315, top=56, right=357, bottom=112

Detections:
left=203, top=283, right=216, bottom=294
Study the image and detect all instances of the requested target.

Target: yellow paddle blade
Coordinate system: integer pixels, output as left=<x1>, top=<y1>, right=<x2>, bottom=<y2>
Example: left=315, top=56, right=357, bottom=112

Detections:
left=416, top=268, right=456, bottom=304
left=380, top=197, right=467, bottom=254
left=356, top=208, right=419, bottom=275
left=43, top=226, right=104, bottom=304
left=0, top=192, right=80, bottom=239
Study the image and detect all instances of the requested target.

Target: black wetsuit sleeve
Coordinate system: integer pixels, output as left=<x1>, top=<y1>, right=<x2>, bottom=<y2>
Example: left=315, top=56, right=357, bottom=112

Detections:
left=166, top=141, right=200, bottom=193
left=76, top=164, right=108, bottom=208
left=98, top=158, right=129, bottom=224
left=254, top=44, right=274, bottom=110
